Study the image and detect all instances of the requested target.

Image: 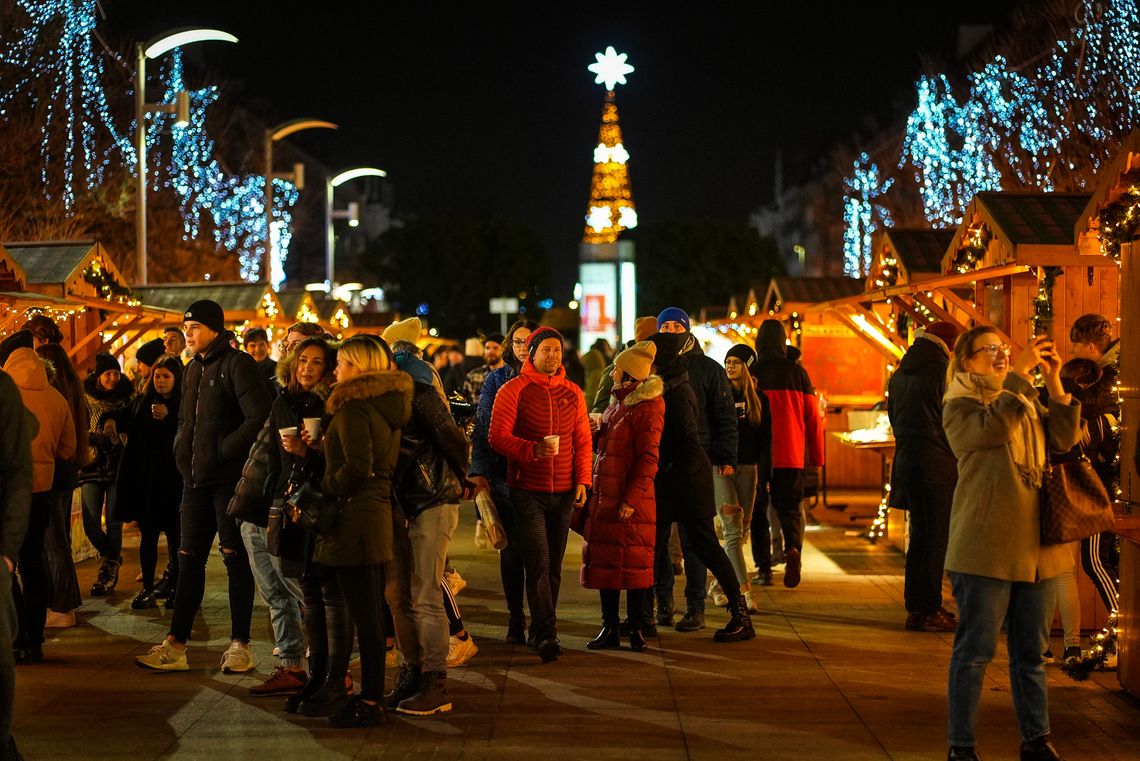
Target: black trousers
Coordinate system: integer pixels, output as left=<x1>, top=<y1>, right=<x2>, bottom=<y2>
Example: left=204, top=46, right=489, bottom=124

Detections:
left=12, top=493, right=51, bottom=649
left=169, top=482, right=254, bottom=644
left=1080, top=531, right=1120, bottom=612
left=323, top=564, right=386, bottom=701
left=510, top=488, right=574, bottom=643
left=599, top=588, right=651, bottom=628
left=901, top=476, right=954, bottom=615
left=139, top=507, right=181, bottom=591
left=652, top=517, right=741, bottom=619
left=752, top=468, right=804, bottom=571
left=493, top=480, right=526, bottom=621
left=44, top=487, right=81, bottom=613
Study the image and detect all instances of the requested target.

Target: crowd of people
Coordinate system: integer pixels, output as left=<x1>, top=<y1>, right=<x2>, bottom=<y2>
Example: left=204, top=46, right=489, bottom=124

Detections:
left=0, top=301, right=1122, bottom=760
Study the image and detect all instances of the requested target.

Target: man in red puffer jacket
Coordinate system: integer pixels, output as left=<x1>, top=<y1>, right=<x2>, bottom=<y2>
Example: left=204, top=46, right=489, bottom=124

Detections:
left=489, top=327, right=591, bottom=663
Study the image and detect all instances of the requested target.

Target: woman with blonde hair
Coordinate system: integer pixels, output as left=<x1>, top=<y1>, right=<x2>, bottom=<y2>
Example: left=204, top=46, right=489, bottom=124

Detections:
left=298, top=335, right=411, bottom=728
left=943, top=327, right=1080, bottom=761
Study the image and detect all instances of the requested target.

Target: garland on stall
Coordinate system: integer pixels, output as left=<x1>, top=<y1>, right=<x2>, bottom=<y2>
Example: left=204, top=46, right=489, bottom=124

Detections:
left=1097, top=183, right=1140, bottom=262
left=83, top=259, right=132, bottom=301
left=950, top=225, right=991, bottom=273
left=1032, top=266, right=1063, bottom=337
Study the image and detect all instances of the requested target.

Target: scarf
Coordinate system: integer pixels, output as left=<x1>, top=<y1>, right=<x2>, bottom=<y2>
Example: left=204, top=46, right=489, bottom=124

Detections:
left=944, top=371, right=1045, bottom=488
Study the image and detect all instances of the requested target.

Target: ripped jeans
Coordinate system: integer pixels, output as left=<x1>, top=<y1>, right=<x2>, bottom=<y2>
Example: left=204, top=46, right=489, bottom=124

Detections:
left=168, top=482, right=255, bottom=645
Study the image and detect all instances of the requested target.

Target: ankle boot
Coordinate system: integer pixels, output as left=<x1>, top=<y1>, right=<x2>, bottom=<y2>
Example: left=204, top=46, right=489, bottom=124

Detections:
left=286, top=654, right=326, bottom=714
left=1020, top=735, right=1061, bottom=761
left=714, top=595, right=756, bottom=642
left=948, top=747, right=982, bottom=761
left=628, top=629, right=648, bottom=651
left=586, top=626, right=621, bottom=650
left=90, top=556, right=121, bottom=596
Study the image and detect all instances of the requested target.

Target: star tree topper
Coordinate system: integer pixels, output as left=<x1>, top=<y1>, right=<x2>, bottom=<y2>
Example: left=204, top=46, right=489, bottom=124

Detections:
left=588, top=46, right=634, bottom=90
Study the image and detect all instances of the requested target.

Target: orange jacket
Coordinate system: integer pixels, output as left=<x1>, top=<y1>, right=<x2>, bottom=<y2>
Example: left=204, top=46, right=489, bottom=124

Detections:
left=488, top=359, right=592, bottom=494
left=4, top=348, right=76, bottom=493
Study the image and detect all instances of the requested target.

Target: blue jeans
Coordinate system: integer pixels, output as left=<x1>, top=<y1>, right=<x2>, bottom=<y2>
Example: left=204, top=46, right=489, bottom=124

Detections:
left=240, top=521, right=305, bottom=668
left=80, top=480, right=121, bottom=560
left=715, top=466, right=758, bottom=586
left=947, top=571, right=1056, bottom=747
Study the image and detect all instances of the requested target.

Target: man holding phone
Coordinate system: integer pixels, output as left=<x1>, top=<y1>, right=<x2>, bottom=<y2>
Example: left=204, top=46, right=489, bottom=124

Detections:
left=488, top=327, right=591, bottom=663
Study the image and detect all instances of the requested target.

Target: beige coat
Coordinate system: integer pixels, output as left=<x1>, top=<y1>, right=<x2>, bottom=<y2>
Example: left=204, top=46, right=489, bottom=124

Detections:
left=942, top=372, right=1081, bottom=582
left=4, top=348, right=76, bottom=493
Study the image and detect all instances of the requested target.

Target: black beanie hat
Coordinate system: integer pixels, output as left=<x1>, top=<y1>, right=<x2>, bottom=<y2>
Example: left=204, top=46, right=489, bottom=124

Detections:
left=484, top=332, right=505, bottom=346
left=725, top=343, right=757, bottom=367
left=135, top=337, right=166, bottom=368
left=183, top=299, right=225, bottom=334
left=526, top=327, right=564, bottom=358
left=94, top=352, right=120, bottom=377
left=0, top=329, right=34, bottom=367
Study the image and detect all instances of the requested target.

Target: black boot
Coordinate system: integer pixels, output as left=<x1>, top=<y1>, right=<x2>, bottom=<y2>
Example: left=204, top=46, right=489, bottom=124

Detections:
left=151, top=565, right=174, bottom=599
left=628, top=629, right=647, bottom=651
left=90, top=556, right=121, bottom=596
left=948, top=747, right=982, bottom=761
left=586, top=626, right=620, bottom=650
left=285, top=654, right=326, bottom=714
left=384, top=664, right=422, bottom=710
left=1020, top=735, right=1062, bottom=761
left=714, top=595, right=756, bottom=642
left=506, top=615, right=526, bottom=644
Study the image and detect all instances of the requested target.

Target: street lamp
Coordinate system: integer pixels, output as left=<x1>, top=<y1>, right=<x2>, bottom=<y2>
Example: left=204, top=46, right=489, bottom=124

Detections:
left=326, top=166, right=387, bottom=288
left=135, top=27, right=238, bottom=285
left=263, top=118, right=338, bottom=285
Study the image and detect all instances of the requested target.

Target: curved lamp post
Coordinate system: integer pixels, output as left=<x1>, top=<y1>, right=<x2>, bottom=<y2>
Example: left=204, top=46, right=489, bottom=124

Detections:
left=326, top=166, right=387, bottom=288
left=263, top=118, right=338, bottom=285
left=136, top=27, right=238, bottom=285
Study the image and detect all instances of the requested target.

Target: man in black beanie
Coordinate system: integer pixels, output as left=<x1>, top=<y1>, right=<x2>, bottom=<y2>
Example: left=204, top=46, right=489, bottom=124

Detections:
left=137, top=299, right=271, bottom=673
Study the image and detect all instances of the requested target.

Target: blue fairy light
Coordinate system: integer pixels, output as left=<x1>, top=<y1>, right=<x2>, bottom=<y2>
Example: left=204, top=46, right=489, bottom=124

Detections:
left=842, top=153, right=893, bottom=278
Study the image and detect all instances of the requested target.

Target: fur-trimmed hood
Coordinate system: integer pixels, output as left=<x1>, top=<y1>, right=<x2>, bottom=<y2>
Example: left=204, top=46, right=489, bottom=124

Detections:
left=83, top=370, right=134, bottom=403
left=615, top=375, right=664, bottom=406
left=327, top=370, right=413, bottom=425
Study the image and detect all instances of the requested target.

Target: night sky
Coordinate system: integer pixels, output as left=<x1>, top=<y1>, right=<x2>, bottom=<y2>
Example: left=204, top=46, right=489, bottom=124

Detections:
left=109, top=0, right=1026, bottom=291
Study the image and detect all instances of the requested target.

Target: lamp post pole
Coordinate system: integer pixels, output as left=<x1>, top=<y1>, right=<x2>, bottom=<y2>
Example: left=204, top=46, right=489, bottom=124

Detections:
left=132, top=28, right=237, bottom=286
left=325, top=167, right=387, bottom=289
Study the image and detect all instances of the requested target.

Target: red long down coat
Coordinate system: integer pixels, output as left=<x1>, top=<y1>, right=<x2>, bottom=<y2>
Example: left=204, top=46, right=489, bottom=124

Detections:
left=581, top=375, right=665, bottom=591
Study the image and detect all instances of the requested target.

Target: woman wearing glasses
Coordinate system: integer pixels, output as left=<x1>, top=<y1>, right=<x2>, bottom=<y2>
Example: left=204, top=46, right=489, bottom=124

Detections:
left=942, top=328, right=1081, bottom=761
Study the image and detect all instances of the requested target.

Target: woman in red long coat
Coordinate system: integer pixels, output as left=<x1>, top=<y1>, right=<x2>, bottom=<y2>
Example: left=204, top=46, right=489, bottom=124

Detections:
left=581, top=341, right=664, bottom=652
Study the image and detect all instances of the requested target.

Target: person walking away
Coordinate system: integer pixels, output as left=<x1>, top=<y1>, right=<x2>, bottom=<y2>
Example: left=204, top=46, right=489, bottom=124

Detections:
left=488, top=327, right=591, bottom=662
left=136, top=299, right=271, bottom=673
left=887, top=322, right=961, bottom=633
left=1, top=332, right=76, bottom=664
left=1067, top=314, right=1121, bottom=635
left=468, top=319, right=537, bottom=643
left=35, top=343, right=89, bottom=628
left=301, top=336, right=411, bottom=727
left=108, top=356, right=183, bottom=610
left=943, top=329, right=1080, bottom=761
left=0, top=362, right=33, bottom=761
left=715, top=344, right=769, bottom=610
left=648, top=331, right=754, bottom=643
left=462, top=332, right=505, bottom=407
left=231, top=338, right=335, bottom=699
left=385, top=338, right=475, bottom=715
left=655, top=308, right=738, bottom=631
left=80, top=352, right=133, bottom=596
left=751, top=319, right=824, bottom=589
left=581, top=341, right=664, bottom=652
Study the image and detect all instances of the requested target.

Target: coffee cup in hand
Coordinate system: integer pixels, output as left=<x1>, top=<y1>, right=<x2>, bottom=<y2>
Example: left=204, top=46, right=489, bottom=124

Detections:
left=303, top=417, right=321, bottom=439
left=279, top=426, right=298, bottom=440
left=543, top=435, right=560, bottom=456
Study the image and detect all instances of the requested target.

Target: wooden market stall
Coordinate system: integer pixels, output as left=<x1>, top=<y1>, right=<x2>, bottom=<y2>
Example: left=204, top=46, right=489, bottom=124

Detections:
left=133, top=282, right=285, bottom=347
left=1, top=241, right=181, bottom=371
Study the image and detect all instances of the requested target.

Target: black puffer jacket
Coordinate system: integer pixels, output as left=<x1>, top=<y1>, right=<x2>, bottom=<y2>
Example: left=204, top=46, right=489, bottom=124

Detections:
left=81, top=374, right=133, bottom=483
left=174, top=331, right=272, bottom=488
left=682, top=339, right=738, bottom=468
left=887, top=334, right=956, bottom=504
left=650, top=334, right=714, bottom=524
left=734, top=385, right=772, bottom=475
left=111, top=387, right=181, bottom=524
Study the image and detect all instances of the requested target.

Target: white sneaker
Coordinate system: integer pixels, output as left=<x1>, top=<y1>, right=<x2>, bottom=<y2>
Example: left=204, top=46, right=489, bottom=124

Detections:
left=473, top=520, right=490, bottom=550
left=136, top=640, right=189, bottom=671
left=708, top=579, right=728, bottom=608
left=444, top=568, right=466, bottom=596
left=446, top=634, right=478, bottom=668
left=744, top=591, right=758, bottom=614
left=220, top=640, right=254, bottom=673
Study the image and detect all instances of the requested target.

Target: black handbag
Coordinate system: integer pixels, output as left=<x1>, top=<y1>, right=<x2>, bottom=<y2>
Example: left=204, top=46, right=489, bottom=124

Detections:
left=287, top=479, right=340, bottom=535
left=392, top=432, right=461, bottom=517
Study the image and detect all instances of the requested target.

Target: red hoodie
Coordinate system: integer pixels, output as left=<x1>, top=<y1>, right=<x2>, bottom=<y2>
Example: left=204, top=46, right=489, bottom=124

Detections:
left=488, top=358, right=592, bottom=494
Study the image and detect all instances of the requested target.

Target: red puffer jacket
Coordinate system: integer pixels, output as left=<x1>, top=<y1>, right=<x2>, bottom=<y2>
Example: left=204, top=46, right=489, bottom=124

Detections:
left=581, top=376, right=664, bottom=591
left=488, top=358, right=592, bottom=494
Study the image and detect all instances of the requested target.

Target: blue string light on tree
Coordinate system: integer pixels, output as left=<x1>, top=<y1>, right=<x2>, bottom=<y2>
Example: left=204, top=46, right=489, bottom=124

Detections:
left=0, top=0, right=133, bottom=209
left=842, top=153, right=893, bottom=278
left=157, top=52, right=298, bottom=284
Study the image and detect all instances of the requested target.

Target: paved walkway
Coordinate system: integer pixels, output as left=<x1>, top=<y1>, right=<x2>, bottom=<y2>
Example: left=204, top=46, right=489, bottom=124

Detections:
left=12, top=509, right=1140, bottom=760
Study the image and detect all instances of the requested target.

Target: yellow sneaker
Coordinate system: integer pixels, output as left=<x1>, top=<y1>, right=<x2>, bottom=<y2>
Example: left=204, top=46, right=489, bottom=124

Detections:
left=446, top=634, right=478, bottom=668
left=136, top=640, right=189, bottom=671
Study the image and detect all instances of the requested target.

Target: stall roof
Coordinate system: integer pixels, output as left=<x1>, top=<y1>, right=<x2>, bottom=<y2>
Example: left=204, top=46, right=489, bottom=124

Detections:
left=1075, top=130, right=1140, bottom=242
left=763, top=276, right=864, bottom=313
left=978, top=192, right=1090, bottom=245
left=5, top=242, right=93, bottom=285
left=882, top=229, right=954, bottom=275
left=2, top=240, right=131, bottom=299
left=134, top=283, right=274, bottom=317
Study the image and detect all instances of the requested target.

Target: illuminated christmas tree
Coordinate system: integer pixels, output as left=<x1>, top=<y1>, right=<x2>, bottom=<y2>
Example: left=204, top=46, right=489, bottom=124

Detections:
left=582, top=47, right=637, bottom=244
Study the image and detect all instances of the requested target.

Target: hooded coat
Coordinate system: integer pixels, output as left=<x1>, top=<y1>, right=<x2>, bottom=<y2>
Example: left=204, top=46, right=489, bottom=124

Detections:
left=80, top=372, right=133, bottom=483
left=4, top=348, right=75, bottom=493
left=317, top=370, right=412, bottom=567
left=650, top=333, right=715, bottom=523
left=488, top=357, right=592, bottom=494
left=110, top=380, right=181, bottom=524
left=174, top=331, right=272, bottom=489
left=581, top=375, right=664, bottom=590
left=753, top=321, right=825, bottom=470
left=681, top=338, right=738, bottom=467
left=887, top=333, right=957, bottom=506
left=0, top=368, right=34, bottom=560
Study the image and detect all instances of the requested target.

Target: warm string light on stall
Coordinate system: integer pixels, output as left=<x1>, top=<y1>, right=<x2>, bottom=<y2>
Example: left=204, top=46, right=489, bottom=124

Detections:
left=951, top=225, right=990, bottom=273
left=1097, top=183, right=1140, bottom=263
left=866, top=484, right=890, bottom=543
left=873, top=253, right=899, bottom=289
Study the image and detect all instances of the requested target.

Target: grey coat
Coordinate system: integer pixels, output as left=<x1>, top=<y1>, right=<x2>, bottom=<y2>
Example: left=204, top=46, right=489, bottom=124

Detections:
left=942, top=373, right=1081, bottom=583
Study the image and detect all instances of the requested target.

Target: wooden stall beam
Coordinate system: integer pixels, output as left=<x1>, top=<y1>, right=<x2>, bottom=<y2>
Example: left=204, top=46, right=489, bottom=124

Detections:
left=909, top=293, right=970, bottom=331
left=936, top=287, right=1017, bottom=349
left=891, top=296, right=929, bottom=326
left=108, top=319, right=160, bottom=359
left=805, top=264, right=1031, bottom=313
left=850, top=304, right=908, bottom=353
left=94, top=314, right=146, bottom=356
left=67, top=313, right=118, bottom=359
left=1018, top=252, right=1119, bottom=268
left=833, top=310, right=904, bottom=360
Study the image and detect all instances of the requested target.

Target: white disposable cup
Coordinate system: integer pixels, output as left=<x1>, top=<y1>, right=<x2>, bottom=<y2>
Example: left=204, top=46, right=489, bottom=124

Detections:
left=544, top=435, right=560, bottom=455
left=589, top=412, right=603, bottom=425
left=303, top=417, right=321, bottom=439
left=279, top=426, right=298, bottom=438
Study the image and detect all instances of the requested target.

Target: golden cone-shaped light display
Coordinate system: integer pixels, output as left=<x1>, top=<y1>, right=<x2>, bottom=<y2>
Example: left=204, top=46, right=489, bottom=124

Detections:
left=582, top=93, right=637, bottom=244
